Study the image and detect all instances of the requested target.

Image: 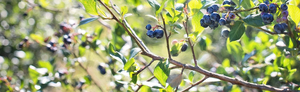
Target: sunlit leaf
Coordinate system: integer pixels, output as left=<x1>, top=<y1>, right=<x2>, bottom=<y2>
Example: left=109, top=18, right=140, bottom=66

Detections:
left=121, top=6, right=128, bottom=16
left=188, top=71, right=195, bottom=83
left=288, top=5, right=300, bottom=25
left=30, top=34, right=44, bottom=44
left=28, top=65, right=39, bottom=84
left=222, top=58, right=230, bottom=68
left=38, top=61, right=53, bottom=74
left=191, top=11, right=204, bottom=35
left=154, top=60, right=170, bottom=87
left=189, top=0, right=202, bottom=15
left=78, top=0, right=99, bottom=15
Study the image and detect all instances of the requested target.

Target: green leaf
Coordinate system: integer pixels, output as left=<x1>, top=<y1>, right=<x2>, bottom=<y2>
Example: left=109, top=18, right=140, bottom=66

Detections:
left=84, top=75, right=92, bottom=85
left=226, top=39, right=243, bottom=61
left=108, top=43, right=127, bottom=64
left=240, top=0, right=254, bottom=9
left=188, top=71, right=195, bottom=83
left=121, top=6, right=128, bottom=16
left=170, top=42, right=184, bottom=56
left=154, top=60, right=170, bottom=87
left=78, top=46, right=86, bottom=56
left=38, top=61, right=53, bottom=74
left=288, top=5, right=300, bottom=25
left=198, top=37, right=207, bottom=50
left=78, top=0, right=99, bottom=15
left=28, top=65, right=40, bottom=84
left=78, top=17, right=98, bottom=26
left=130, top=72, right=138, bottom=84
left=216, top=66, right=228, bottom=75
left=229, top=21, right=245, bottom=41
left=140, top=85, right=152, bottom=92
left=147, top=0, right=160, bottom=11
left=222, top=58, right=230, bottom=68
left=242, top=14, right=264, bottom=27
left=124, top=58, right=135, bottom=72
left=189, top=0, right=202, bottom=15
left=30, top=34, right=44, bottom=44
left=166, top=74, right=182, bottom=88
left=129, top=48, right=141, bottom=59
left=192, top=11, right=204, bottom=36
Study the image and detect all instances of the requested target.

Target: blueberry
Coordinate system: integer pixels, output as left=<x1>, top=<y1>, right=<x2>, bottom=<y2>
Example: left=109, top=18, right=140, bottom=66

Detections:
left=281, top=23, right=288, bottom=29
left=181, top=43, right=188, bottom=52
left=228, top=13, right=235, bottom=19
left=146, top=30, right=155, bottom=38
left=200, top=19, right=209, bottom=27
left=261, top=13, right=274, bottom=24
left=281, top=4, right=288, bottom=10
left=226, top=18, right=231, bottom=24
left=219, top=18, right=226, bottom=25
left=18, top=43, right=23, bottom=49
left=223, top=1, right=230, bottom=5
left=154, top=30, right=164, bottom=39
left=206, top=7, right=214, bottom=14
left=221, top=30, right=230, bottom=38
left=81, top=42, right=87, bottom=47
left=145, top=24, right=152, bottom=30
left=79, top=16, right=84, bottom=20
left=226, top=7, right=235, bottom=11
left=98, top=65, right=106, bottom=74
left=282, top=10, right=288, bottom=17
left=221, top=13, right=227, bottom=18
left=23, top=37, right=28, bottom=42
left=203, top=14, right=212, bottom=24
left=63, top=35, right=72, bottom=44
left=211, top=4, right=219, bottom=12
left=230, top=1, right=236, bottom=7
left=23, top=13, right=28, bottom=17
left=259, top=3, right=268, bottom=12
left=274, top=24, right=284, bottom=33
left=210, top=13, right=221, bottom=22
left=281, top=16, right=287, bottom=22
left=209, top=22, right=218, bottom=29
left=269, top=4, right=277, bottom=13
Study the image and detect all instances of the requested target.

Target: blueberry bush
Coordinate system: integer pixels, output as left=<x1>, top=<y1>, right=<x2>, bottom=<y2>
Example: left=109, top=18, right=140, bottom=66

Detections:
left=1, top=0, right=300, bottom=91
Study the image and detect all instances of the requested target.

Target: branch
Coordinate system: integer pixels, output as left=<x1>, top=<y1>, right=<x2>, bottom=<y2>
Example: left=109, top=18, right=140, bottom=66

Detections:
left=181, top=76, right=208, bottom=92
left=134, top=59, right=155, bottom=75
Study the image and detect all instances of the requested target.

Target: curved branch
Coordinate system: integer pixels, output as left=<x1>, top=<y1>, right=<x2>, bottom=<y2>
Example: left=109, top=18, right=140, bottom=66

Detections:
left=96, top=0, right=296, bottom=92
left=181, top=76, right=208, bottom=92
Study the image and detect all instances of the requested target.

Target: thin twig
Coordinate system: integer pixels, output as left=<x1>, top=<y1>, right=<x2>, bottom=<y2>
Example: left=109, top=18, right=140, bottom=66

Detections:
left=181, top=76, right=208, bottom=92
left=183, top=17, right=197, bottom=66
left=134, top=59, right=155, bottom=75
left=160, top=13, right=172, bottom=60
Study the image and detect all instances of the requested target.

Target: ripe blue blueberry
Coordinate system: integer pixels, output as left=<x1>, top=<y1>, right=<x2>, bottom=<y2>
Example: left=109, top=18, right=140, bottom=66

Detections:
left=203, top=14, right=212, bottom=24
left=63, top=35, right=72, bottom=44
left=226, top=18, right=231, bottom=24
left=210, top=13, right=221, bottom=22
left=146, top=30, right=155, bottom=38
left=261, top=13, right=274, bottom=24
left=181, top=43, right=188, bottom=52
left=98, top=65, right=106, bottom=74
left=223, top=1, right=230, bottom=5
left=281, top=23, right=288, bottom=29
left=281, top=4, right=288, bottom=10
left=209, top=22, right=218, bottom=29
left=221, top=30, right=230, bottom=38
left=259, top=3, right=268, bottom=12
left=219, top=18, right=226, bottom=25
left=206, top=7, right=214, bottom=14
left=154, top=29, right=164, bottom=39
left=269, top=4, right=277, bottom=13
left=274, top=24, right=284, bottom=33
left=200, top=19, right=208, bottom=27
left=211, top=4, right=219, bottom=12
left=145, top=24, right=152, bottom=30
left=221, top=13, right=227, bottom=18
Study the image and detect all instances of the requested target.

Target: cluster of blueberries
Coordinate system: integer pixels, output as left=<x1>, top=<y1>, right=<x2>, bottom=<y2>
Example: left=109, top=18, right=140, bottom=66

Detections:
left=200, top=0, right=236, bottom=29
left=259, top=2, right=289, bottom=33
left=145, top=24, right=164, bottom=39
left=18, top=37, right=28, bottom=49
left=46, top=41, right=58, bottom=52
